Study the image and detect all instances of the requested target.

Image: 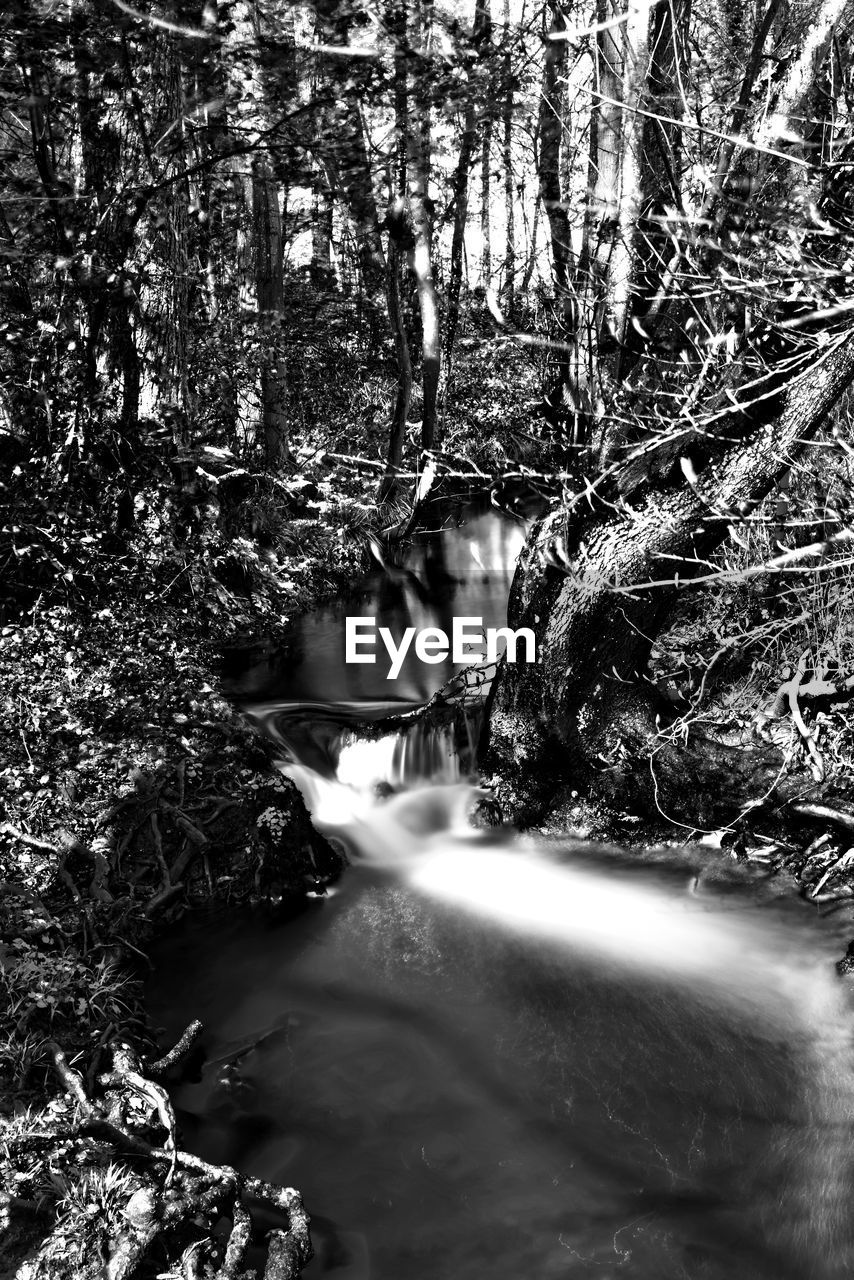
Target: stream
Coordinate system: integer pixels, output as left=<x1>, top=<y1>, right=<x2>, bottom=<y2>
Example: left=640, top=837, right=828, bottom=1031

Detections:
left=149, top=507, right=854, bottom=1279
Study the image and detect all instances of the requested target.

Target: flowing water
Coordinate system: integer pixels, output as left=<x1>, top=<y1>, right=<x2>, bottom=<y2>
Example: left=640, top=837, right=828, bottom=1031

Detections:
left=150, top=508, right=854, bottom=1279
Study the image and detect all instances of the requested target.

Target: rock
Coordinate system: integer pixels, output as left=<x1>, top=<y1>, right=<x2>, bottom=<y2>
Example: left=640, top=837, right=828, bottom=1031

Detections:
left=123, top=1186, right=157, bottom=1231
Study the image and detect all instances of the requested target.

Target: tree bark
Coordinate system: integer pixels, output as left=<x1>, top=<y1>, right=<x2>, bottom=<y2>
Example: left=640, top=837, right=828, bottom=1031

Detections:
left=537, top=5, right=572, bottom=299
left=482, top=331, right=854, bottom=825
left=156, top=30, right=195, bottom=484
left=254, top=163, right=288, bottom=468
left=310, top=164, right=334, bottom=286
left=501, top=0, right=515, bottom=316
left=444, top=0, right=492, bottom=384
left=221, top=0, right=288, bottom=466
left=480, top=110, right=493, bottom=286
left=407, top=1, right=441, bottom=452
left=378, top=3, right=413, bottom=504
left=536, top=2, right=574, bottom=427
left=378, top=216, right=413, bottom=503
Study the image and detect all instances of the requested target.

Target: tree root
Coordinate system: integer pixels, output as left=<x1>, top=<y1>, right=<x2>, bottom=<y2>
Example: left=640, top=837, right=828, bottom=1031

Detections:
left=10, top=1027, right=314, bottom=1280
left=791, top=801, right=854, bottom=834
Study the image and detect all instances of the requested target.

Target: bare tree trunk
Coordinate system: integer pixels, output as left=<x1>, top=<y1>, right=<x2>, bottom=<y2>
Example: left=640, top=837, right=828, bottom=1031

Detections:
left=444, top=0, right=492, bottom=383
left=311, top=164, right=334, bottom=286
left=221, top=0, right=288, bottom=466
left=536, top=2, right=574, bottom=418
left=501, top=0, right=515, bottom=316
left=480, top=111, right=493, bottom=286
left=582, top=0, right=650, bottom=394
left=254, top=164, right=288, bottom=467
left=379, top=3, right=413, bottom=503
left=574, top=0, right=693, bottom=466
left=621, top=0, right=690, bottom=361
left=409, top=153, right=441, bottom=452
left=157, top=31, right=195, bottom=488
left=754, top=0, right=848, bottom=155
left=379, top=213, right=413, bottom=502
left=408, top=0, right=441, bottom=452
left=520, top=189, right=541, bottom=293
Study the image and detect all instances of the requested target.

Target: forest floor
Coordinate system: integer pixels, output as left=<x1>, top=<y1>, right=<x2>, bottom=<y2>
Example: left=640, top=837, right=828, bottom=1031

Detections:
left=0, top=436, right=385, bottom=1276
left=0, top=581, right=346, bottom=1278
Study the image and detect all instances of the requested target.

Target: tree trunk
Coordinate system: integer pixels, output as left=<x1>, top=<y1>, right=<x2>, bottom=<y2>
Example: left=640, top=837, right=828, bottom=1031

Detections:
left=313, top=0, right=387, bottom=324
left=378, top=210, right=413, bottom=503
left=254, top=163, right=288, bottom=468
left=536, top=3, right=574, bottom=419
left=156, top=31, right=194, bottom=486
left=520, top=189, right=541, bottom=293
left=378, top=4, right=413, bottom=504
left=444, top=0, right=491, bottom=384
left=480, top=110, right=493, bottom=287
left=311, top=164, right=334, bottom=286
left=407, top=2, right=441, bottom=452
left=501, top=0, right=515, bottom=316
left=482, top=333, right=854, bottom=825
left=220, top=0, right=288, bottom=466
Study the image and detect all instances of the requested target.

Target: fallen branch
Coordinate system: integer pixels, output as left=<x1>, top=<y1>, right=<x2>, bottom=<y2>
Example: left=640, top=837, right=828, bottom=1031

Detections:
left=809, top=846, right=854, bottom=899
left=150, top=812, right=170, bottom=889
left=765, top=669, right=854, bottom=718
left=791, top=802, right=854, bottom=834
left=0, top=822, right=59, bottom=853
left=146, top=1019, right=204, bottom=1078
left=787, top=653, right=825, bottom=782
left=0, top=823, right=113, bottom=902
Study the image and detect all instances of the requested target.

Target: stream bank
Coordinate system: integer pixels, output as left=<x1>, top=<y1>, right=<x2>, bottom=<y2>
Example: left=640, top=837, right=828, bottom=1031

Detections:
left=0, top=565, right=345, bottom=1279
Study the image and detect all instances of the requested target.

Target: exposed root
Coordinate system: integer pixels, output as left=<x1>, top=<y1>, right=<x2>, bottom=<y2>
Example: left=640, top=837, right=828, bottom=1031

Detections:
left=3, top=1027, right=313, bottom=1280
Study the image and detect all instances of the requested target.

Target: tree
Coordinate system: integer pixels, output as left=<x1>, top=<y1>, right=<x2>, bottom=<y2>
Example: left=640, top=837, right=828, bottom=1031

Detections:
left=482, top=0, right=854, bottom=827
left=221, top=0, right=289, bottom=467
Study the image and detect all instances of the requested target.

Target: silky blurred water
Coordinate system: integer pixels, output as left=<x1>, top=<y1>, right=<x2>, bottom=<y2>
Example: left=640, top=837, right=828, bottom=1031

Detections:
left=150, top=774, right=854, bottom=1279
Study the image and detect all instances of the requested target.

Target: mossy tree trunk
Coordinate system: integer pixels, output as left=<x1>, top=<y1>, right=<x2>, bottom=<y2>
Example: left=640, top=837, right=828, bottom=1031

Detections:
left=482, top=335, right=854, bottom=826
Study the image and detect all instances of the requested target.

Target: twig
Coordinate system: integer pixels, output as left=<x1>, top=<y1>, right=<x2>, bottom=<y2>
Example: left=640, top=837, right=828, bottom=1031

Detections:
left=787, top=652, right=825, bottom=782
left=147, top=1019, right=204, bottom=1078
left=809, top=847, right=854, bottom=899
left=150, top=812, right=170, bottom=888
left=47, top=1042, right=97, bottom=1117
left=1, top=822, right=59, bottom=853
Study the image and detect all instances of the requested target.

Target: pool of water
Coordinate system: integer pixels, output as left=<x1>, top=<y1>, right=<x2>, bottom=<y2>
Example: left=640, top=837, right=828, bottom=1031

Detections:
left=149, top=839, right=854, bottom=1280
